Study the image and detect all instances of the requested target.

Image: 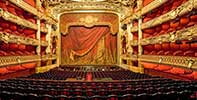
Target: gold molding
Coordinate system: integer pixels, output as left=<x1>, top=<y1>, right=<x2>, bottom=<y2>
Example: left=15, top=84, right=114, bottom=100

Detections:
left=139, top=25, right=197, bottom=46
left=139, top=55, right=197, bottom=70
left=0, top=54, right=57, bottom=67
left=121, top=54, right=138, bottom=61
left=0, top=32, right=48, bottom=46
left=0, top=55, right=39, bottom=67
left=50, top=1, right=130, bottom=20
left=35, top=64, right=58, bottom=73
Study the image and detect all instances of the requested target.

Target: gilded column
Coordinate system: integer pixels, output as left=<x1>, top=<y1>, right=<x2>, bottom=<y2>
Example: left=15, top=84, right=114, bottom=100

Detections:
left=138, top=18, right=143, bottom=56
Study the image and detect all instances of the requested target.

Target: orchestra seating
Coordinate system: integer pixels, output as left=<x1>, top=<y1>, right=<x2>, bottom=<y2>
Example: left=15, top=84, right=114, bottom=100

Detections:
left=24, top=66, right=154, bottom=80
left=0, top=66, right=197, bottom=100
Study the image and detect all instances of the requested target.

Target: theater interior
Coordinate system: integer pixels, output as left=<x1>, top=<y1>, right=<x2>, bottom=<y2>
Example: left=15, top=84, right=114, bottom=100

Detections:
left=0, top=0, right=197, bottom=100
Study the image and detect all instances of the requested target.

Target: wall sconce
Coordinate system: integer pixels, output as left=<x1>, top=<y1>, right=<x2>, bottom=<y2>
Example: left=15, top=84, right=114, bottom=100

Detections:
left=159, top=57, right=162, bottom=63
left=169, top=32, right=175, bottom=42
left=17, top=57, right=21, bottom=64
left=188, top=59, right=194, bottom=69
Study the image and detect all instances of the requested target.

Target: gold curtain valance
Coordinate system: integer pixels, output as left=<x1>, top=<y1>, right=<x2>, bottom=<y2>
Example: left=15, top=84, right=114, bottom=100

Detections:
left=60, top=12, right=119, bottom=35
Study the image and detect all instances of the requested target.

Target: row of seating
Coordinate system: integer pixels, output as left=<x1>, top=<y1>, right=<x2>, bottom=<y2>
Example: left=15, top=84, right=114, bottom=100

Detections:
left=24, top=67, right=154, bottom=80
left=1, top=90, right=196, bottom=100
left=0, top=77, right=196, bottom=100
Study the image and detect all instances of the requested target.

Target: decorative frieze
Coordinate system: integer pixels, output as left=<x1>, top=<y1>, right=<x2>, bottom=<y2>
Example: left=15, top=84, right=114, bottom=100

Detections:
left=139, top=55, right=197, bottom=70
left=140, top=25, right=197, bottom=45
left=0, top=32, right=48, bottom=46
left=0, top=55, right=57, bottom=67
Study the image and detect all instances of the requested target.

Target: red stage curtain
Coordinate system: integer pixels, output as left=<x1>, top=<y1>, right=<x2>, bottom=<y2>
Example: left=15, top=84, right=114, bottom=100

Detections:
left=61, top=26, right=117, bottom=65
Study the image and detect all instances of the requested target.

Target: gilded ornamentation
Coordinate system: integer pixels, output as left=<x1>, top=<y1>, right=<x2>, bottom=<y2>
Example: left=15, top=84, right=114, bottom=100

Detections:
left=79, top=15, right=98, bottom=27
left=131, top=0, right=195, bottom=32
left=0, top=32, right=48, bottom=46
left=139, top=55, right=197, bottom=70
left=0, top=55, right=56, bottom=67
left=133, top=25, right=197, bottom=46
left=60, top=13, right=119, bottom=35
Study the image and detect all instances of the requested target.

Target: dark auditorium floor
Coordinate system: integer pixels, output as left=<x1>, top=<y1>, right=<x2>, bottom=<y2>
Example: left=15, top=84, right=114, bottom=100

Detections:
left=0, top=65, right=197, bottom=100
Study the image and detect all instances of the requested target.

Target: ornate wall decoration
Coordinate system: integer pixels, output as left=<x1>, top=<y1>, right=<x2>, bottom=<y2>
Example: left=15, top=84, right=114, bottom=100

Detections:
left=60, top=13, right=119, bottom=35
left=47, top=0, right=133, bottom=20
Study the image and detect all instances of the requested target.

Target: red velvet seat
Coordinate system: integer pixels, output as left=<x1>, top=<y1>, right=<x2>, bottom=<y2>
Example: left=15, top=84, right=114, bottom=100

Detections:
left=143, top=28, right=155, bottom=34
left=173, top=50, right=183, bottom=56
left=18, top=44, right=26, bottom=51
left=0, top=67, right=10, bottom=75
left=157, top=51, right=164, bottom=55
left=149, top=51, right=157, bottom=55
left=191, top=43, right=197, bottom=49
left=181, top=71, right=197, bottom=80
left=162, top=22, right=170, bottom=30
left=0, top=1, right=7, bottom=11
left=23, top=28, right=36, bottom=35
left=6, top=65, right=24, bottom=71
left=3, top=29, right=12, bottom=34
left=171, top=0, right=183, bottom=10
left=1, top=43, right=9, bottom=51
left=143, top=45, right=154, bottom=55
left=143, top=17, right=152, bottom=22
left=156, top=8, right=163, bottom=17
left=187, top=21, right=195, bottom=27
left=154, top=64, right=172, bottom=71
left=165, top=67, right=185, bottom=75
left=23, top=13, right=36, bottom=23
left=170, top=42, right=180, bottom=50
left=0, top=50, right=8, bottom=56
left=162, top=43, right=172, bottom=55
left=155, top=25, right=162, bottom=33
left=143, top=32, right=151, bottom=38
left=9, top=43, right=19, bottom=51
left=180, top=41, right=191, bottom=56
left=28, top=34, right=36, bottom=39
left=162, top=3, right=172, bottom=14
left=180, top=17, right=190, bottom=26
left=162, top=42, right=170, bottom=52
left=163, top=51, right=172, bottom=56
left=154, top=44, right=162, bottom=53
left=170, top=20, right=180, bottom=30
left=142, top=62, right=157, bottom=69
left=190, top=14, right=197, bottom=22
left=183, top=50, right=195, bottom=56
left=15, top=51, right=24, bottom=55
left=0, top=19, right=10, bottom=29
left=7, top=3, right=17, bottom=15
left=21, top=62, right=36, bottom=69
left=14, top=6, right=24, bottom=18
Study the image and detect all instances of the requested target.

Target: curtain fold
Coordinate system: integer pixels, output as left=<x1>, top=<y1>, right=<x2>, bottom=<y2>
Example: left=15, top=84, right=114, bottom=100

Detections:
left=61, top=26, right=117, bottom=65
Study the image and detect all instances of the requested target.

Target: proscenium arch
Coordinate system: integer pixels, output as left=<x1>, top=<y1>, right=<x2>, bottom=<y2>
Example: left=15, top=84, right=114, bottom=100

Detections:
left=57, top=11, right=122, bottom=65
left=59, top=12, right=119, bottom=35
